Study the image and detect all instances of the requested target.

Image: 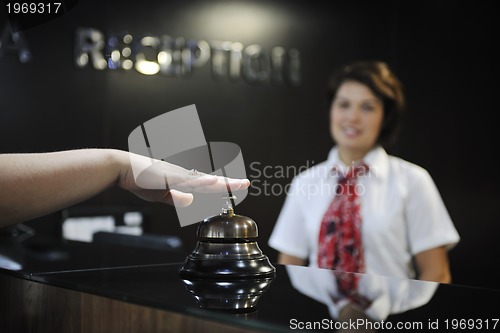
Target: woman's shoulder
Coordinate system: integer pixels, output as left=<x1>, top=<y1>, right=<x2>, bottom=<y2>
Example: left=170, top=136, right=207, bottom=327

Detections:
left=386, top=154, right=434, bottom=184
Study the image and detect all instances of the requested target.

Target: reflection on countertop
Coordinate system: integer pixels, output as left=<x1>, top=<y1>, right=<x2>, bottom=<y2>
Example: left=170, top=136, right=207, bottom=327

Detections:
left=286, top=265, right=438, bottom=331
left=2, top=235, right=500, bottom=333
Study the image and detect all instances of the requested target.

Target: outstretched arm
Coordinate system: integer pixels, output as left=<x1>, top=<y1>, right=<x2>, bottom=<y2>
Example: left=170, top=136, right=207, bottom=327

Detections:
left=0, top=149, right=249, bottom=228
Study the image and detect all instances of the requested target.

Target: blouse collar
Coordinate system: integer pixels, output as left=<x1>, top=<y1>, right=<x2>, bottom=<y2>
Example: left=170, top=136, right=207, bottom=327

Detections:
left=326, top=145, right=389, bottom=181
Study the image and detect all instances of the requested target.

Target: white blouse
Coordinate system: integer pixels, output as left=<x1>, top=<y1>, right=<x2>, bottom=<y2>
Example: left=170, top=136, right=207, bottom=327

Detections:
left=268, top=146, right=460, bottom=279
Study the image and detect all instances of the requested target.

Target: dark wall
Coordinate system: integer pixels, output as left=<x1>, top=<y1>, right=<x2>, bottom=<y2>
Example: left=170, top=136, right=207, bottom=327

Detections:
left=1, top=1, right=498, bottom=289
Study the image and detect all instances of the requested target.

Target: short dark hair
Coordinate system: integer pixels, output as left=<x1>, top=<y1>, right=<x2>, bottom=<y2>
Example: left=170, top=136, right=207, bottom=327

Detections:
left=327, top=61, right=405, bottom=149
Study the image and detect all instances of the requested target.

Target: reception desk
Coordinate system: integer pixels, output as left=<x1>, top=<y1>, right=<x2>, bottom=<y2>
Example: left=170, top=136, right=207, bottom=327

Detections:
left=1, top=237, right=499, bottom=332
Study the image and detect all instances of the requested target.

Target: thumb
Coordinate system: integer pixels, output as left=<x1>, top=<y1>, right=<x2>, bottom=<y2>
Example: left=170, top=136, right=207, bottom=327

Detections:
left=164, top=189, right=194, bottom=207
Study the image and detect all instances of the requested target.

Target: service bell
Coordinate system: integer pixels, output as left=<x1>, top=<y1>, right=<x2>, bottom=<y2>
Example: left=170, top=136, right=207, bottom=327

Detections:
left=179, top=197, right=276, bottom=278
left=179, top=197, right=275, bottom=311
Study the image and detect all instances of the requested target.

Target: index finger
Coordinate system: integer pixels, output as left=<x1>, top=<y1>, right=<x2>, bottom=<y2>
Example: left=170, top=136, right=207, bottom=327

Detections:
left=175, top=172, right=250, bottom=193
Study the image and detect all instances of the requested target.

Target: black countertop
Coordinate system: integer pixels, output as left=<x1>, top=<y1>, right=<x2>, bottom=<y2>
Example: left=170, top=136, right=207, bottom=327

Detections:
left=0, top=233, right=187, bottom=279
left=2, top=238, right=500, bottom=332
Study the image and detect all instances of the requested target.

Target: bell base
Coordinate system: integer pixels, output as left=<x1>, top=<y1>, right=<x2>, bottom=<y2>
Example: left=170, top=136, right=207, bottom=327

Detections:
left=179, top=256, right=276, bottom=279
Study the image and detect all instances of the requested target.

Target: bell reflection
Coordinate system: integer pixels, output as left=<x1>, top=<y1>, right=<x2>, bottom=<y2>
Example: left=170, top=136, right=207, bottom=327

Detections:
left=181, top=276, right=274, bottom=311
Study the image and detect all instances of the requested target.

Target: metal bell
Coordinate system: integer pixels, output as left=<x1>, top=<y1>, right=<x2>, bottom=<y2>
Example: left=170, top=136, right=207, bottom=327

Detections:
left=179, top=197, right=275, bottom=311
left=179, top=196, right=276, bottom=278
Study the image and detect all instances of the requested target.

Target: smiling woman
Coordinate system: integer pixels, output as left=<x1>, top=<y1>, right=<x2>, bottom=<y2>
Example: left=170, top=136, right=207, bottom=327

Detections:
left=268, top=61, right=460, bottom=295
left=330, top=81, right=385, bottom=163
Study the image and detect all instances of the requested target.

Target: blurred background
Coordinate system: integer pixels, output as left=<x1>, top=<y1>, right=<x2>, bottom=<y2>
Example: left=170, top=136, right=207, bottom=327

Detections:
left=1, top=0, right=498, bottom=289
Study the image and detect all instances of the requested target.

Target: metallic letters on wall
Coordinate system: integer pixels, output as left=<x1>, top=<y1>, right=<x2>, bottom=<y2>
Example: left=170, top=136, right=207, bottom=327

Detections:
left=74, top=27, right=301, bottom=86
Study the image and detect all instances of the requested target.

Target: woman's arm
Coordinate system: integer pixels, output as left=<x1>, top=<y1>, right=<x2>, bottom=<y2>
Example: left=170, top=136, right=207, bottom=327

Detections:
left=404, top=167, right=459, bottom=284
left=277, top=252, right=307, bottom=266
left=414, top=246, right=451, bottom=284
left=0, top=149, right=249, bottom=228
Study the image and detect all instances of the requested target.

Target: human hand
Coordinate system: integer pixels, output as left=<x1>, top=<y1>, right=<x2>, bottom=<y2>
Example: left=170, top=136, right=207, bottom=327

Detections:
left=115, top=151, right=250, bottom=207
